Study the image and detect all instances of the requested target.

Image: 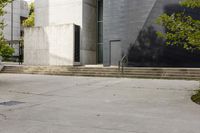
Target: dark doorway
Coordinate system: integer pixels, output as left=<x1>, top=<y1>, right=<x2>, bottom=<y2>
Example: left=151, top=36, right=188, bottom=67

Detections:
left=74, top=25, right=80, bottom=63
left=97, top=0, right=103, bottom=64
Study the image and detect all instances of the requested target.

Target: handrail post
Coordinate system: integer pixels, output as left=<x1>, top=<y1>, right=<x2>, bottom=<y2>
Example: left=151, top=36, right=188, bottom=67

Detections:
left=118, top=61, right=121, bottom=71
left=119, top=55, right=128, bottom=74
left=122, top=63, right=123, bottom=74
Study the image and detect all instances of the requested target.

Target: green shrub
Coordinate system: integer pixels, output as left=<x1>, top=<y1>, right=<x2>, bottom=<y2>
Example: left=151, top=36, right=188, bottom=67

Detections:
left=191, top=90, right=200, bottom=105
left=0, top=40, right=14, bottom=59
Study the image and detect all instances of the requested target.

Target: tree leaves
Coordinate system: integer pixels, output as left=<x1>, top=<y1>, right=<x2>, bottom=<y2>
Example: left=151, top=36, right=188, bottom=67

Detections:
left=23, top=2, right=34, bottom=27
left=156, top=0, right=200, bottom=51
left=180, top=0, right=200, bottom=8
left=0, top=0, right=14, bottom=58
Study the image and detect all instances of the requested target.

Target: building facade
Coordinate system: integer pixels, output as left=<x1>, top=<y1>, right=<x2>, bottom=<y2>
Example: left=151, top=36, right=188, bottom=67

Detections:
left=2, top=0, right=29, bottom=58
left=24, top=0, right=200, bottom=67
left=3, top=0, right=29, bottom=41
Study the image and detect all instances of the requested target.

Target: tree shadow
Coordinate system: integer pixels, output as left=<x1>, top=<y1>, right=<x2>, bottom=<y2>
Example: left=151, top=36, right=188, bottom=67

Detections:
left=127, top=2, right=200, bottom=67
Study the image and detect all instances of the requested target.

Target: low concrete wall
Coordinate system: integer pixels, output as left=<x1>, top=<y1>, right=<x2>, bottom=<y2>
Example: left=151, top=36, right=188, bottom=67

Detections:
left=24, top=24, right=75, bottom=66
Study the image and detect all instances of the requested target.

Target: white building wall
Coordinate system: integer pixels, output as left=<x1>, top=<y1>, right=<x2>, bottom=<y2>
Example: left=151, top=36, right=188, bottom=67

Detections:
left=35, top=0, right=97, bottom=65
left=20, top=0, right=29, bottom=18
left=35, top=0, right=82, bottom=27
left=24, top=24, right=75, bottom=66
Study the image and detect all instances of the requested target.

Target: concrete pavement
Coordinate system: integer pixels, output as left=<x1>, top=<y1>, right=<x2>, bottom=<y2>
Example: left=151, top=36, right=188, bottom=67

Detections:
left=0, top=74, right=200, bottom=133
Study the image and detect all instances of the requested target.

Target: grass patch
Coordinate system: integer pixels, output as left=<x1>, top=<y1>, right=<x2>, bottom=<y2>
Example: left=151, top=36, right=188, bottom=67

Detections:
left=192, top=90, right=200, bottom=105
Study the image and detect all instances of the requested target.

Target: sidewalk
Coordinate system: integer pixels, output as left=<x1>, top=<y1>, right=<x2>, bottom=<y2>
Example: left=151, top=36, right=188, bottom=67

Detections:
left=0, top=74, right=199, bottom=133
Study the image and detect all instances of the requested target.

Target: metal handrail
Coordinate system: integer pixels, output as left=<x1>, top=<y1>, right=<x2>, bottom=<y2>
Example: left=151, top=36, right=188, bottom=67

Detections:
left=118, top=55, right=128, bottom=73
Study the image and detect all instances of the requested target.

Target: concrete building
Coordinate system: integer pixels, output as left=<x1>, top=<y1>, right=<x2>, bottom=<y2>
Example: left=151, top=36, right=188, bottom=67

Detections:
left=2, top=0, right=29, bottom=59
left=3, top=0, right=29, bottom=41
left=24, top=0, right=200, bottom=67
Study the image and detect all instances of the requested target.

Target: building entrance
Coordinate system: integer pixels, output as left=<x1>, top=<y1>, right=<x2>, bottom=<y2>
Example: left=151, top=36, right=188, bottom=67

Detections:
left=74, top=25, right=80, bottom=63
left=110, top=40, right=122, bottom=66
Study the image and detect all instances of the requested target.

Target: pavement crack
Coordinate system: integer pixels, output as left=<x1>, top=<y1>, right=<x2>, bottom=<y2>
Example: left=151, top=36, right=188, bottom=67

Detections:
left=156, top=88, right=194, bottom=92
left=89, top=126, right=147, bottom=133
left=0, top=113, right=7, bottom=120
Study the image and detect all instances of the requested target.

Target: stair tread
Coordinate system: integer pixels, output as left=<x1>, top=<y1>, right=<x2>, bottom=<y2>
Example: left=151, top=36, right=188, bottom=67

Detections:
left=2, top=66, right=200, bottom=80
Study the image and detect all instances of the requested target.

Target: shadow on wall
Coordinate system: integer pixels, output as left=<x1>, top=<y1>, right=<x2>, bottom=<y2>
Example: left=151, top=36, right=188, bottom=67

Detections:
left=127, top=3, right=200, bottom=67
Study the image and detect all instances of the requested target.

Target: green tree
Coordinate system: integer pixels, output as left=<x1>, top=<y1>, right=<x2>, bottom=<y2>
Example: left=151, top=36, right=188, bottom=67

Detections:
left=0, top=0, right=14, bottom=59
left=156, top=0, right=200, bottom=50
left=23, top=2, right=34, bottom=27
left=181, top=0, right=200, bottom=8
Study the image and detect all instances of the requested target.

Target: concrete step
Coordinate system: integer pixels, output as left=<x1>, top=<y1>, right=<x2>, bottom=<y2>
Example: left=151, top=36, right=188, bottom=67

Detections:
left=4, top=67, right=200, bottom=73
left=2, top=71, right=200, bottom=80
left=3, top=68, right=200, bottom=76
left=2, top=66, right=200, bottom=73
left=3, top=69, right=200, bottom=77
left=2, top=66, right=200, bottom=80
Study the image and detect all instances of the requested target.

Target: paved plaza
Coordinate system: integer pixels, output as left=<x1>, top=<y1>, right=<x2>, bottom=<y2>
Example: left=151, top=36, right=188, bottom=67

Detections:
left=0, top=74, right=200, bottom=133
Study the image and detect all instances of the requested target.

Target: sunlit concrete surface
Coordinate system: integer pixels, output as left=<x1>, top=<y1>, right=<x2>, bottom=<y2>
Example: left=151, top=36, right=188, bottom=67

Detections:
left=0, top=74, right=200, bottom=133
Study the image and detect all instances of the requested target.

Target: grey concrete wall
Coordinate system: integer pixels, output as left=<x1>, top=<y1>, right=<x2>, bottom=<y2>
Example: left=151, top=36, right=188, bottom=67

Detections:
left=103, top=0, right=200, bottom=67
left=3, top=0, right=29, bottom=41
left=82, top=0, right=97, bottom=64
left=24, top=24, right=75, bottom=66
left=127, top=0, right=200, bottom=67
left=3, top=0, right=21, bottom=41
left=103, top=0, right=157, bottom=66
left=20, top=0, right=29, bottom=17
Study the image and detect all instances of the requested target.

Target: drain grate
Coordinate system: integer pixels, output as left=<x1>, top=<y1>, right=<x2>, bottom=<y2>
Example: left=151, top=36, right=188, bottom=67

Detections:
left=0, top=101, right=24, bottom=106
